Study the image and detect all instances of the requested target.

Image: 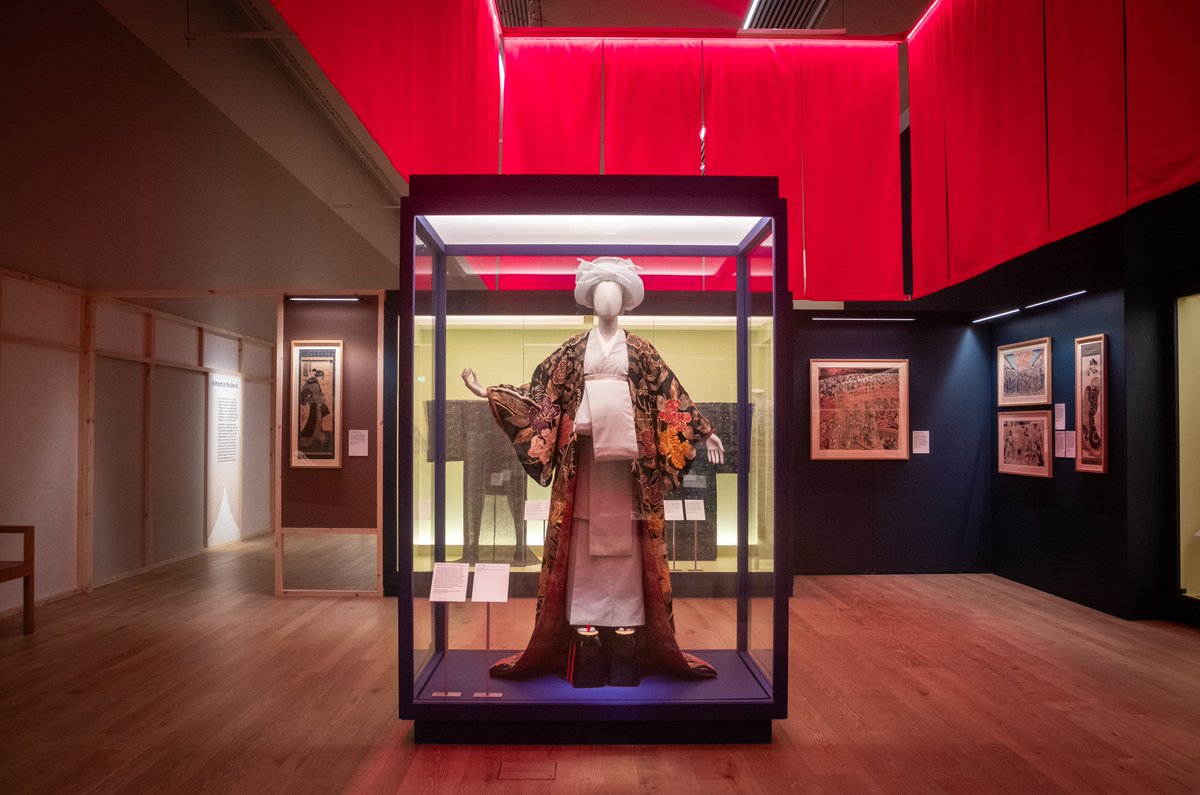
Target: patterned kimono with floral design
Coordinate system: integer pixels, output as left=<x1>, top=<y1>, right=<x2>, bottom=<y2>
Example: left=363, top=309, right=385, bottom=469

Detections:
left=486, top=331, right=717, bottom=679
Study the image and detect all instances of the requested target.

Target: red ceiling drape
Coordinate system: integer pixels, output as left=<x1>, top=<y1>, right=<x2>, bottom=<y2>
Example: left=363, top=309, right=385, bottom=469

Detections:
left=1045, top=0, right=1126, bottom=242
left=702, top=40, right=806, bottom=296
left=501, top=38, right=602, bottom=174
left=271, top=0, right=500, bottom=179
left=907, top=2, right=951, bottom=298
left=800, top=41, right=903, bottom=301
left=910, top=0, right=1200, bottom=295
left=942, top=0, right=1048, bottom=285
left=603, top=40, right=703, bottom=176
left=1126, top=0, right=1200, bottom=208
left=274, top=0, right=1200, bottom=301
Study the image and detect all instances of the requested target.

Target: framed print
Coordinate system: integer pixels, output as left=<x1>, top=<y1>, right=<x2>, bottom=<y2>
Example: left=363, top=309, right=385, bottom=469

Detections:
left=291, top=340, right=343, bottom=468
left=998, top=410, right=1053, bottom=478
left=810, top=359, right=909, bottom=460
left=1075, top=334, right=1107, bottom=474
left=997, top=337, right=1052, bottom=406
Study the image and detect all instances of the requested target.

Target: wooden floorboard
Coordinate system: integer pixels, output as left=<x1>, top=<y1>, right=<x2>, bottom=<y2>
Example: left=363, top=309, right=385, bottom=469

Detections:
left=2, top=538, right=1200, bottom=793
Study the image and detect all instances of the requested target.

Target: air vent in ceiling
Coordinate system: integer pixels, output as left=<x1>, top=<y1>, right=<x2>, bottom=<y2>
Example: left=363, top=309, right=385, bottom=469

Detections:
left=745, top=0, right=832, bottom=29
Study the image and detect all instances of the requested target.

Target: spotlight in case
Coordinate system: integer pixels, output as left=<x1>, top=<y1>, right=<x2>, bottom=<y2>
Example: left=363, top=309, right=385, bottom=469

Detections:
left=287, top=297, right=360, bottom=302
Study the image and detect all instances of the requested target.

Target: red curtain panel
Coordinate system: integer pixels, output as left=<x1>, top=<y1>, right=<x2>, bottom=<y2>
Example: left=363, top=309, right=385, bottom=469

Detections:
left=1126, top=0, right=1200, bottom=208
left=1045, top=0, right=1126, bottom=241
left=907, top=0, right=951, bottom=298
left=603, top=39, right=703, bottom=176
left=942, top=0, right=1048, bottom=286
left=800, top=40, right=904, bottom=301
left=501, top=38, right=603, bottom=174
left=271, top=0, right=500, bottom=179
left=703, top=40, right=806, bottom=296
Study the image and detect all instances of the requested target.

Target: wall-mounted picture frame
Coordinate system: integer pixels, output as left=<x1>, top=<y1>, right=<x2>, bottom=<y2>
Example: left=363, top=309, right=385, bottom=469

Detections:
left=997, top=337, right=1052, bottom=406
left=810, top=359, right=909, bottom=460
left=291, top=340, right=343, bottom=468
left=1075, top=333, right=1107, bottom=474
left=998, top=410, right=1053, bottom=478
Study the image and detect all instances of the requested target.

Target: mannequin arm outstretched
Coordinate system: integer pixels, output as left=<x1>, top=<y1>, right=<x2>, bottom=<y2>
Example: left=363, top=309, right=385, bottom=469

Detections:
left=461, top=368, right=488, bottom=398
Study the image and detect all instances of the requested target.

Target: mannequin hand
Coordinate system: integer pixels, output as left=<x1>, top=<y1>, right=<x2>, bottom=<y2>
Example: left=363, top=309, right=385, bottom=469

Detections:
left=704, top=433, right=725, bottom=465
left=461, top=368, right=488, bottom=398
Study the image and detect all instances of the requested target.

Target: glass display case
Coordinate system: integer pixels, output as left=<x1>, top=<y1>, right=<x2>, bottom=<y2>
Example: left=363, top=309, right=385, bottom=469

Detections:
left=387, top=175, right=791, bottom=743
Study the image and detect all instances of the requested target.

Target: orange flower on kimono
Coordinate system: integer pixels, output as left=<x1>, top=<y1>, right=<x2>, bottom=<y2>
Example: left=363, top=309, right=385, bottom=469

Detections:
left=658, top=429, right=693, bottom=470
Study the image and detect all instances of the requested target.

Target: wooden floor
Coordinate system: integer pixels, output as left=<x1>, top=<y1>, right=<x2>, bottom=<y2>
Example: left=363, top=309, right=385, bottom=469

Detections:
left=3, top=538, right=1200, bottom=794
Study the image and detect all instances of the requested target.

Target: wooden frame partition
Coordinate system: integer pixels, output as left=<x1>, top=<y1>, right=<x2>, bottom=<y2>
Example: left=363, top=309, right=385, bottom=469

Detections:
left=88, top=296, right=276, bottom=588
left=274, top=291, right=385, bottom=597
left=1, top=270, right=282, bottom=618
left=0, top=269, right=88, bottom=611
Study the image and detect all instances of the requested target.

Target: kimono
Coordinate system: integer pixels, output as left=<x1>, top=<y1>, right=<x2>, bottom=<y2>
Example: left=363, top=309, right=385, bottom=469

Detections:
left=486, top=330, right=717, bottom=680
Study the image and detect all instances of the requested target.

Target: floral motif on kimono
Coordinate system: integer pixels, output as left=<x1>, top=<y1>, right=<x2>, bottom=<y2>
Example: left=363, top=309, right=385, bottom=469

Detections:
left=485, top=331, right=717, bottom=680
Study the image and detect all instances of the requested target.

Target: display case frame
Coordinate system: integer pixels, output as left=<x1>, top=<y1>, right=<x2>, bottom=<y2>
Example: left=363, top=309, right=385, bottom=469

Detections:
left=387, top=175, right=792, bottom=743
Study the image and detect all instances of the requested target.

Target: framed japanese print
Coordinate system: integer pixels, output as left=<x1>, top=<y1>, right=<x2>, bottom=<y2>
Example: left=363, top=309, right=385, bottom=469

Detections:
left=998, top=410, right=1053, bottom=477
left=997, top=337, right=1052, bottom=406
left=291, top=340, right=343, bottom=468
left=810, top=359, right=909, bottom=460
left=1074, top=334, right=1107, bottom=474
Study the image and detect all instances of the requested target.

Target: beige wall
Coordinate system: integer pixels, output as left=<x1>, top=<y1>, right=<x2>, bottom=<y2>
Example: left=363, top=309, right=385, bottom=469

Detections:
left=1179, top=295, right=1200, bottom=597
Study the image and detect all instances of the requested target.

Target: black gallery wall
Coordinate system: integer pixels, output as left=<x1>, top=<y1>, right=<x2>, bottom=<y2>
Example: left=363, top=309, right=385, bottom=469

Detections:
left=802, top=182, right=1200, bottom=621
left=791, top=315, right=992, bottom=575
left=988, top=290, right=1127, bottom=616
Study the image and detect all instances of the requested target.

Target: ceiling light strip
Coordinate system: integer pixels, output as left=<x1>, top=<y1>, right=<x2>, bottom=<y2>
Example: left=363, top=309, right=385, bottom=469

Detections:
left=1024, top=290, right=1086, bottom=310
left=811, top=317, right=916, bottom=322
left=971, top=308, right=1020, bottom=324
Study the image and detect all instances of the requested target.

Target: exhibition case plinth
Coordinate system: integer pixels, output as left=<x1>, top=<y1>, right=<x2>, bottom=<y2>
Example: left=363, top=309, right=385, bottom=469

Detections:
left=386, top=175, right=792, bottom=743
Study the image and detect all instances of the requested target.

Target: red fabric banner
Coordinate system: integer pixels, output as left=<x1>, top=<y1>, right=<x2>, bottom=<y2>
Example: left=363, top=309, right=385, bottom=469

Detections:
left=1126, top=0, right=1200, bottom=208
left=603, top=40, right=703, bottom=176
left=502, top=39, right=602, bottom=174
left=942, top=0, right=1048, bottom=285
left=1045, top=0, right=1126, bottom=241
left=907, top=2, right=951, bottom=298
left=703, top=40, right=806, bottom=296
left=800, top=41, right=903, bottom=301
left=271, top=0, right=500, bottom=179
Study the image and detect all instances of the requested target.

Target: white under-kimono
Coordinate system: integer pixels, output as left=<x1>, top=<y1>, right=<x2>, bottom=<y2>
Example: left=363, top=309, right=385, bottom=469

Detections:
left=565, top=327, right=645, bottom=628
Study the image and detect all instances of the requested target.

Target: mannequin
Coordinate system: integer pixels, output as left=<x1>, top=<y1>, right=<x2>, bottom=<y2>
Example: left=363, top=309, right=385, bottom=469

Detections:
left=461, top=257, right=722, bottom=686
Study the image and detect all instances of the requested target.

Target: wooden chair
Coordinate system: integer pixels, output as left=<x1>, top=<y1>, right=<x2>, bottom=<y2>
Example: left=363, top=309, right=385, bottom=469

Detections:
left=0, top=526, right=34, bottom=633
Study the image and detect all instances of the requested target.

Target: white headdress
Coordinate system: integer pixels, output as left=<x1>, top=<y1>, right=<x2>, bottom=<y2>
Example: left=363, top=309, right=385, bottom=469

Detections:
left=574, top=257, right=644, bottom=311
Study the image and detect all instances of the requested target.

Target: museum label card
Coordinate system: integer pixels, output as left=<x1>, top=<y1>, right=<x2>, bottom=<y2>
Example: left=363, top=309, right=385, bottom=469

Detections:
left=1055, top=403, right=1066, bottom=431
left=523, top=500, right=550, bottom=521
left=471, top=563, right=510, bottom=603
left=429, top=562, right=469, bottom=602
left=1055, top=431, right=1066, bottom=458
left=1064, top=431, right=1076, bottom=458
left=682, top=474, right=707, bottom=489
left=348, top=429, right=369, bottom=457
left=663, top=500, right=685, bottom=521
left=912, top=430, right=930, bottom=455
left=684, top=499, right=707, bottom=521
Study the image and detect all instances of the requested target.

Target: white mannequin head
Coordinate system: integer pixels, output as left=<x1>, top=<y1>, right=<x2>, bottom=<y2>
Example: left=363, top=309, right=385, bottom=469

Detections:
left=574, top=257, right=644, bottom=312
left=591, top=280, right=624, bottom=320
